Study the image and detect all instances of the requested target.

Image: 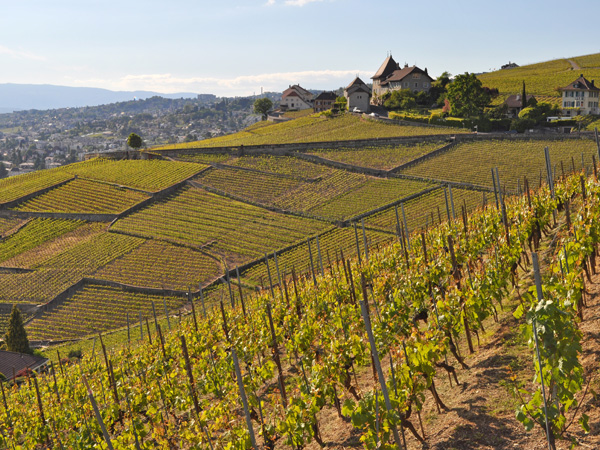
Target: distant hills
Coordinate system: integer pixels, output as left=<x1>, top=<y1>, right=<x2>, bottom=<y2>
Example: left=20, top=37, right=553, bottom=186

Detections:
left=0, top=83, right=202, bottom=112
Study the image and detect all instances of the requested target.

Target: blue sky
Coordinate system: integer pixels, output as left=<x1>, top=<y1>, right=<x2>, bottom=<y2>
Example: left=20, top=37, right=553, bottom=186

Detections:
left=1, top=0, right=599, bottom=96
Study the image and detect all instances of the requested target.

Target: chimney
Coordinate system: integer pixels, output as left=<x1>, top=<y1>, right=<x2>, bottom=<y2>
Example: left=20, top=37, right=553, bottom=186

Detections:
left=424, top=67, right=428, bottom=74
left=580, top=74, right=584, bottom=78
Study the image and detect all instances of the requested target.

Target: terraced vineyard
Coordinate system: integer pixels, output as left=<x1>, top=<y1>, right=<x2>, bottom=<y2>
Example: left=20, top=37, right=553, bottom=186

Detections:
left=0, top=232, right=144, bottom=304
left=309, top=177, right=432, bottom=221
left=241, top=226, right=393, bottom=287
left=173, top=152, right=234, bottom=164
left=365, top=186, right=485, bottom=233
left=26, top=284, right=187, bottom=340
left=0, top=169, right=72, bottom=204
left=62, top=158, right=205, bottom=191
left=193, top=166, right=305, bottom=206
left=228, top=155, right=330, bottom=179
left=94, top=240, right=223, bottom=290
left=111, top=186, right=330, bottom=264
left=0, top=218, right=84, bottom=264
left=0, top=222, right=107, bottom=269
left=309, top=141, right=445, bottom=170
left=13, top=178, right=150, bottom=214
left=151, top=113, right=466, bottom=150
left=0, top=217, right=25, bottom=236
left=402, top=138, right=598, bottom=190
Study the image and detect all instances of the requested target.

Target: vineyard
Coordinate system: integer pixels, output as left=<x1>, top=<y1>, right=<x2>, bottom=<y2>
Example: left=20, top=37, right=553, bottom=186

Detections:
left=0, top=167, right=598, bottom=449
left=478, top=54, right=600, bottom=98
left=365, top=186, right=485, bottom=233
left=0, top=169, right=72, bottom=204
left=151, top=113, right=466, bottom=150
left=60, top=158, right=206, bottom=192
left=26, top=284, right=188, bottom=340
left=13, top=178, right=150, bottom=214
left=402, top=138, right=599, bottom=190
left=110, top=186, right=330, bottom=264
left=93, top=240, right=223, bottom=291
left=308, top=141, right=445, bottom=170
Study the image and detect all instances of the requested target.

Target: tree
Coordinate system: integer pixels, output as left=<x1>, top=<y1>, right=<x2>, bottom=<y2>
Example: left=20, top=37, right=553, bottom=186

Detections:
left=0, top=163, right=7, bottom=179
left=5, top=306, right=31, bottom=354
left=446, top=73, right=491, bottom=117
left=253, top=98, right=273, bottom=120
left=384, top=89, right=417, bottom=111
left=127, top=133, right=143, bottom=150
left=333, top=96, right=347, bottom=112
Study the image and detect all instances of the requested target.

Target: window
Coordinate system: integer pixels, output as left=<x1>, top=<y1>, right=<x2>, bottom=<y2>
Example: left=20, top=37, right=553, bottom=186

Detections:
left=415, top=82, right=418, bottom=88
left=404, top=82, right=408, bottom=87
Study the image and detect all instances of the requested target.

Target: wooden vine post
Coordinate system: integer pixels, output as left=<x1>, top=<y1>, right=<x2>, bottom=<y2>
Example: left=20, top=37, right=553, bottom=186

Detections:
left=360, top=275, right=404, bottom=450
left=231, top=349, right=258, bottom=450
left=448, top=235, right=474, bottom=354
left=266, top=302, right=288, bottom=408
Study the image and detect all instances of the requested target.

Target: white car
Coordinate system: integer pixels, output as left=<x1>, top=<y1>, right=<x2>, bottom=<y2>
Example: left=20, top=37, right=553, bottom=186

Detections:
left=352, top=107, right=362, bottom=113
left=369, top=112, right=379, bottom=118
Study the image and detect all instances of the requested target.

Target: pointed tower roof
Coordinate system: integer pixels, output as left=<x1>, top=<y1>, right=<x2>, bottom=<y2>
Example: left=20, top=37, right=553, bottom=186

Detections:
left=372, top=55, right=399, bottom=80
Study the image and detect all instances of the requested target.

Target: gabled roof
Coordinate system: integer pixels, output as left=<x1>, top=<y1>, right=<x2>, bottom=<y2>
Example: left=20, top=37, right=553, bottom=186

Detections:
left=504, top=94, right=536, bottom=108
left=314, top=91, right=337, bottom=101
left=345, top=77, right=372, bottom=96
left=282, top=84, right=313, bottom=99
left=0, top=350, right=48, bottom=379
left=561, top=75, right=599, bottom=91
left=282, top=91, right=300, bottom=98
left=380, top=65, right=434, bottom=86
left=372, top=55, right=399, bottom=80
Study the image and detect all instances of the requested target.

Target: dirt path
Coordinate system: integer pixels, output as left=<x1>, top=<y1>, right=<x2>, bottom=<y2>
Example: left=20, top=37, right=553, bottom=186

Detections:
left=567, top=59, right=581, bottom=70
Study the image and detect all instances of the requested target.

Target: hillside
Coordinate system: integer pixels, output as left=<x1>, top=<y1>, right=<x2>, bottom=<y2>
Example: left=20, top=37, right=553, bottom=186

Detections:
left=0, top=141, right=598, bottom=449
left=151, top=113, right=469, bottom=150
left=478, top=52, right=600, bottom=100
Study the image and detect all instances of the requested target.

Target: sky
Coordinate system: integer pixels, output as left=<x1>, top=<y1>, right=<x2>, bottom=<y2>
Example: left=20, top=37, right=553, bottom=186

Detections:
left=1, top=0, right=599, bottom=97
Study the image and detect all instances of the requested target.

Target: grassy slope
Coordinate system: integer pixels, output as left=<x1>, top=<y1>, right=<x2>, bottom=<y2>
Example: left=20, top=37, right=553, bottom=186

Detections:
left=478, top=52, right=600, bottom=100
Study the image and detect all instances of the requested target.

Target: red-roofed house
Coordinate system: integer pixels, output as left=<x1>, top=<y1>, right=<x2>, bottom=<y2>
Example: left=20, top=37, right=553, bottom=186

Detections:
left=560, top=74, right=600, bottom=116
left=280, top=84, right=314, bottom=111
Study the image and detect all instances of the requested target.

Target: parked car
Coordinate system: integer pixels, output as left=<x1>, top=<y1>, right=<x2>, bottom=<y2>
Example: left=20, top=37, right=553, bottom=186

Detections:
left=352, top=107, right=362, bottom=113
left=369, top=112, right=379, bottom=118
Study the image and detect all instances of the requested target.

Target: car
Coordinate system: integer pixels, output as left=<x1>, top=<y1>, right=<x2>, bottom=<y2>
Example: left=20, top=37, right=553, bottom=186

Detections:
left=369, top=112, right=379, bottom=118
left=352, top=107, right=362, bottom=113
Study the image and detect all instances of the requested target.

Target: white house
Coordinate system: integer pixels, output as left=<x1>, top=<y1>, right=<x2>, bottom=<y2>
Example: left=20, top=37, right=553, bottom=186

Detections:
left=560, top=75, right=600, bottom=116
left=344, top=77, right=371, bottom=113
left=280, top=84, right=314, bottom=111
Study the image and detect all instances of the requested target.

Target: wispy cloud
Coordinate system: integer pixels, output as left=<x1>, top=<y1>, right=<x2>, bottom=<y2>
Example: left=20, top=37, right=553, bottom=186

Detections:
left=69, top=69, right=371, bottom=96
left=284, top=0, right=324, bottom=5
left=0, top=45, right=46, bottom=62
left=265, top=0, right=326, bottom=6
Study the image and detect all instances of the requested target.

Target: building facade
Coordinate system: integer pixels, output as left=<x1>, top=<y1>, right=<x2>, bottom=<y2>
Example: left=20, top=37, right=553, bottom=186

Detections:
left=280, top=84, right=314, bottom=111
left=560, top=75, right=600, bottom=116
left=344, top=77, right=371, bottom=112
left=371, top=55, right=434, bottom=100
left=313, top=91, right=337, bottom=112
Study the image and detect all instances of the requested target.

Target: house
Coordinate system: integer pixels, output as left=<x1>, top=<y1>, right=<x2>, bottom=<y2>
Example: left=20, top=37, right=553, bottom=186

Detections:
left=280, top=84, right=314, bottom=111
left=503, top=93, right=536, bottom=118
left=0, top=350, right=49, bottom=381
left=313, top=91, right=337, bottom=112
left=344, top=77, right=371, bottom=113
left=560, top=75, right=600, bottom=116
left=371, top=55, right=434, bottom=99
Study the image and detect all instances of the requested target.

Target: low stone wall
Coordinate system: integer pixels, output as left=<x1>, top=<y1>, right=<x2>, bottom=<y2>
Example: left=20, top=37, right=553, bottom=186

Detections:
left=389, top=141, right=458, bottom=173
left=84, top=150, right=146, bottom=160
left=291, top=152, right=390, bottom=177
left=0, top=210, right=118, bottom=222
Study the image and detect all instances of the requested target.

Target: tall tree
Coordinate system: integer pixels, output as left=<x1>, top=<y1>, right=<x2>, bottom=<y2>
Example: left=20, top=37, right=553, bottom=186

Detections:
left=5, top=306, right=31, bottom=354
left=253, top=98, right=273, bottom=120
left=446, top=73, right=491, bottom=117
left=521, top=81, right=527, bottom=110
left=127, top=133, right=143, bottom=150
